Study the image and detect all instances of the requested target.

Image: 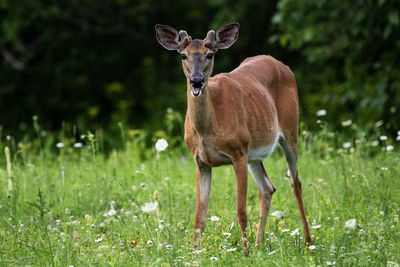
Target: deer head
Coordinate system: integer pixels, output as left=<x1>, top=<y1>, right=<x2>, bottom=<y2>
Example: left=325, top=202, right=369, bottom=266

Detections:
left=155, top=23, right=239, bottom=97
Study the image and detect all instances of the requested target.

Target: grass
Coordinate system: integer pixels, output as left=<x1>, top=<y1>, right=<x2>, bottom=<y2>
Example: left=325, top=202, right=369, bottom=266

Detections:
left=0, top=123, right=399, bottom=266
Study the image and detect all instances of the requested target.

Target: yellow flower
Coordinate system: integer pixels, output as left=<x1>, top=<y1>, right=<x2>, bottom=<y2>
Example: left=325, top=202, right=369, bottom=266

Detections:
left=128, top=129, right=142, bottom=136
left=131, top=240, right=137, bottom=246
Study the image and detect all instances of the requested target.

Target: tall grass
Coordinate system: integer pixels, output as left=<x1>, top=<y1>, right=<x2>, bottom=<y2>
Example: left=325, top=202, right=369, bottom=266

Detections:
left=0, top=118, right=399, bottom=266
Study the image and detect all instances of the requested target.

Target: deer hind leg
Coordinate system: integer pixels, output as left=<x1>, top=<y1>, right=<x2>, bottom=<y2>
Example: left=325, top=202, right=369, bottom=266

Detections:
left=279, top=136, right=312, bottom=246
left=248, top=162, right=276, bottom=246
left=194, top=160, right=212, bottom=247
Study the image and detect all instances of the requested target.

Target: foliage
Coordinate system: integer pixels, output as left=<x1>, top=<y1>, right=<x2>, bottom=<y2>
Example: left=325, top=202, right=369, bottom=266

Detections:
left=0, top=123, right=399, bottom=265
left=272, top=0, right=400, bottom=132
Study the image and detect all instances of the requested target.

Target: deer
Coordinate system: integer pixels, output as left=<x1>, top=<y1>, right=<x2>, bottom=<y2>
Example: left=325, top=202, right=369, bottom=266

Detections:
left=155, top=22, right=312, bottom=250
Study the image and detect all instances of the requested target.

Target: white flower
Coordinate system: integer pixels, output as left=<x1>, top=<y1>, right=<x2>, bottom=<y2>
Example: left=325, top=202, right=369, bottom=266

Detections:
left=268, top=250, right=276, bottom=255
left=342, top=142, right=351, bottom=149
left=222, top=232, right=231, bottom=237
left=56, top=142, right=64, bottom=148
left=210, top=216, right=220, bottom=222
left=94, top=237, right=103, bottom=243
left=281, top=228, right=290, bottom=232
left=84, top=214, right=91, bottom=221
left=379, top=211, right=384, bottom=216
left=396, top=136, right=400, bottom=141
left=386, top=145, right=394, bottom=151
left=311, top=225, right=321, bottom=229
left=226, top=247, right=237, bottom=252
left=155, top=138, right=168, bottom=152
left=290, top=228, right=300, bottom=236
left=308, top=245, right=317, bottom=250
left=381, top=167, right=388, bottom=171
left=141, top=202, right=158, bottom=212
left=316, top=109, right=327, bottom=117
left=270, top=210, right=283, bottom=220
left=380, top=135, right=387, bottom=141
left=164, top=244, right=172, bottom=249
left=73, top=142, right=83, bottom=148
left=326, top=261, right=336, bottom=265
left=342, top=120, right=352, bottom=127
left=397, top=131, right=400, bottom=136
left=370, top=141, right=379, bottom=146
left=103, top=207, right=116, bottom=217
left=147, top=240, right=153, bottom=246
left=158, top=224, right=164, bottom=230
left=210, top=256, right=218, bottom=261
left=345, top=218, right=356, bottom=230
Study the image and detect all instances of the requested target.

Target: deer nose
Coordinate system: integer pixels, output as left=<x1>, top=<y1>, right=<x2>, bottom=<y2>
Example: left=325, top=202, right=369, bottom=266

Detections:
left=190, top=76, right=205, bottom=88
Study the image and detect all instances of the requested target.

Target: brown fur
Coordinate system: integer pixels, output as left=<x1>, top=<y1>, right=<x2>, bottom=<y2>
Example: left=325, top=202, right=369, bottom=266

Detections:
left=155, top=23, right=312, bottom=250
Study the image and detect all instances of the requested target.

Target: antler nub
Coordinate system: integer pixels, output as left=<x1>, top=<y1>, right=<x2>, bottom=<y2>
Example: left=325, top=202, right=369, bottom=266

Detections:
left=203, top=30, right=217, bottom=51
left=178, top=30, right=192, bottom=51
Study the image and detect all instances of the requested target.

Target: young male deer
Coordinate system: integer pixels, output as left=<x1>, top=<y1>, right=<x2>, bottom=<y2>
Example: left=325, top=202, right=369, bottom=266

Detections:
left=155, top=23, right=312, bottom=249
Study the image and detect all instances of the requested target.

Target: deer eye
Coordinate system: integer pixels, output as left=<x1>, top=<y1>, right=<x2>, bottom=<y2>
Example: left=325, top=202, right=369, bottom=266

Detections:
left=206, top=53, right=214, bottom=59
left=180, top=54, right=187, bottom=60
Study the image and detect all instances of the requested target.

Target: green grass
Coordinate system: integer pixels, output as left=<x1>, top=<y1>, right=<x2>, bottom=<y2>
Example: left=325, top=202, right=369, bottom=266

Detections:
left=0, top=128, right=399, bottom=266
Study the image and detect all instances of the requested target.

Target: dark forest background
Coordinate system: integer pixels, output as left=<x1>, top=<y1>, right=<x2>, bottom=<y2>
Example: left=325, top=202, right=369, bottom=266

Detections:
left=1, top=0, right=399, bottom=146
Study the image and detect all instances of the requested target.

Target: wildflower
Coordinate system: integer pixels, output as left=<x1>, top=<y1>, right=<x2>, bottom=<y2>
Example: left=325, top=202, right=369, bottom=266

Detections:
left=141, top=202, right=158, bottom=212
left=222, top=232, right=231, bottom=237
left=342, top=120, right=352, bottom=127
left=158, top=224, right=164, bottom=230
left=56, top=142, right=64, bottom=148
left=316, top=109, right=327, bottom=117
left=281, top=228, right=290, bottom=232
left=73, top=142, right=83, bottom=148
left=270, top=210, right=283, bottom=220
left=130, top=240, right=137, bottom=246
left=210, top=216, right=220, bottom=222
left=386, top=145, right=394, bottom=151
left=359, top=229, right=365, bottom=234
left=379, top=211, right=384, bottom=216
left=290, top=228, right=300, bottom=236
left=394, top=215, right=398, bottom=223
left=164, top=244, right=172, bottom=250
left=326, top=261, right=336, bottom=265
left=345, top=219, right=356, bottom=230
left=311, top=225, right=322, bottom=229
left=210, top=256, right=218, bottom=261
left=147, top=240, right=153, bottom=246
left=342, top=142, right=351, bottom=149
left=308, top=245, right=317, bottom=250
left=379, top=135, right=387, bottom=141
left=181, top=155, right=187, bottom=162
left=381, top=167, right=388, bottom=171
left=396, top=136, right=400, bottom=141
left=268, top=250, right=276, bottom=255
left=155, top=138, right=168, bottom=152
left=84, top=214, right=91, bottom=221
left=94, top=237, right=104, bottom=243
left=370, top=141, right=379, bottom=146
left=103, top=206, right=116, bottom=217
left=226, top=247, right=237, bottom=252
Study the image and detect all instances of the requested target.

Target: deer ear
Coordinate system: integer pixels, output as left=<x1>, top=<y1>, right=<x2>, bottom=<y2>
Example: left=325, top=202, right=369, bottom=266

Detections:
left=155, top=24, right=180, bottom=51
left=215, top=22, right=239, bottom=49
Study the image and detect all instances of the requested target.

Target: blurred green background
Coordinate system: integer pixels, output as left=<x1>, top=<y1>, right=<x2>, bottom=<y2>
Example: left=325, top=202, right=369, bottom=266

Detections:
left=1, top=0, right=399, bottom=146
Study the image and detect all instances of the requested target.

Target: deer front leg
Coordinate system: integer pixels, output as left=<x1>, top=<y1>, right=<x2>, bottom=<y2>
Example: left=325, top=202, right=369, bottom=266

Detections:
left=232, top=156, right=249, bottom=251
left=194, top=161, right=212, bottom=247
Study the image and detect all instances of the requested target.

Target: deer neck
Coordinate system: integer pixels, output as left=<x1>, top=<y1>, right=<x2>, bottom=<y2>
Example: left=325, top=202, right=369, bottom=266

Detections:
left=187, top=81, right=214, bottom=135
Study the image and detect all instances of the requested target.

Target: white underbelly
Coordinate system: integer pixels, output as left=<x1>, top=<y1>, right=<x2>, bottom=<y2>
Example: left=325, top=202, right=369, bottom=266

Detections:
left=248, top=133, right=280, bottom=162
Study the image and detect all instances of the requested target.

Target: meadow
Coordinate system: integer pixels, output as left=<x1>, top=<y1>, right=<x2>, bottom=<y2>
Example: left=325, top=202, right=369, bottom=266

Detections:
left=0, top=119, right=399, bottom=266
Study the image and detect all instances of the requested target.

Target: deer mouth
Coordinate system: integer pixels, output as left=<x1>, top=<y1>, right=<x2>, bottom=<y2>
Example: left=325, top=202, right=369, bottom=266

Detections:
left=190, top=82, right=205, bottom=97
